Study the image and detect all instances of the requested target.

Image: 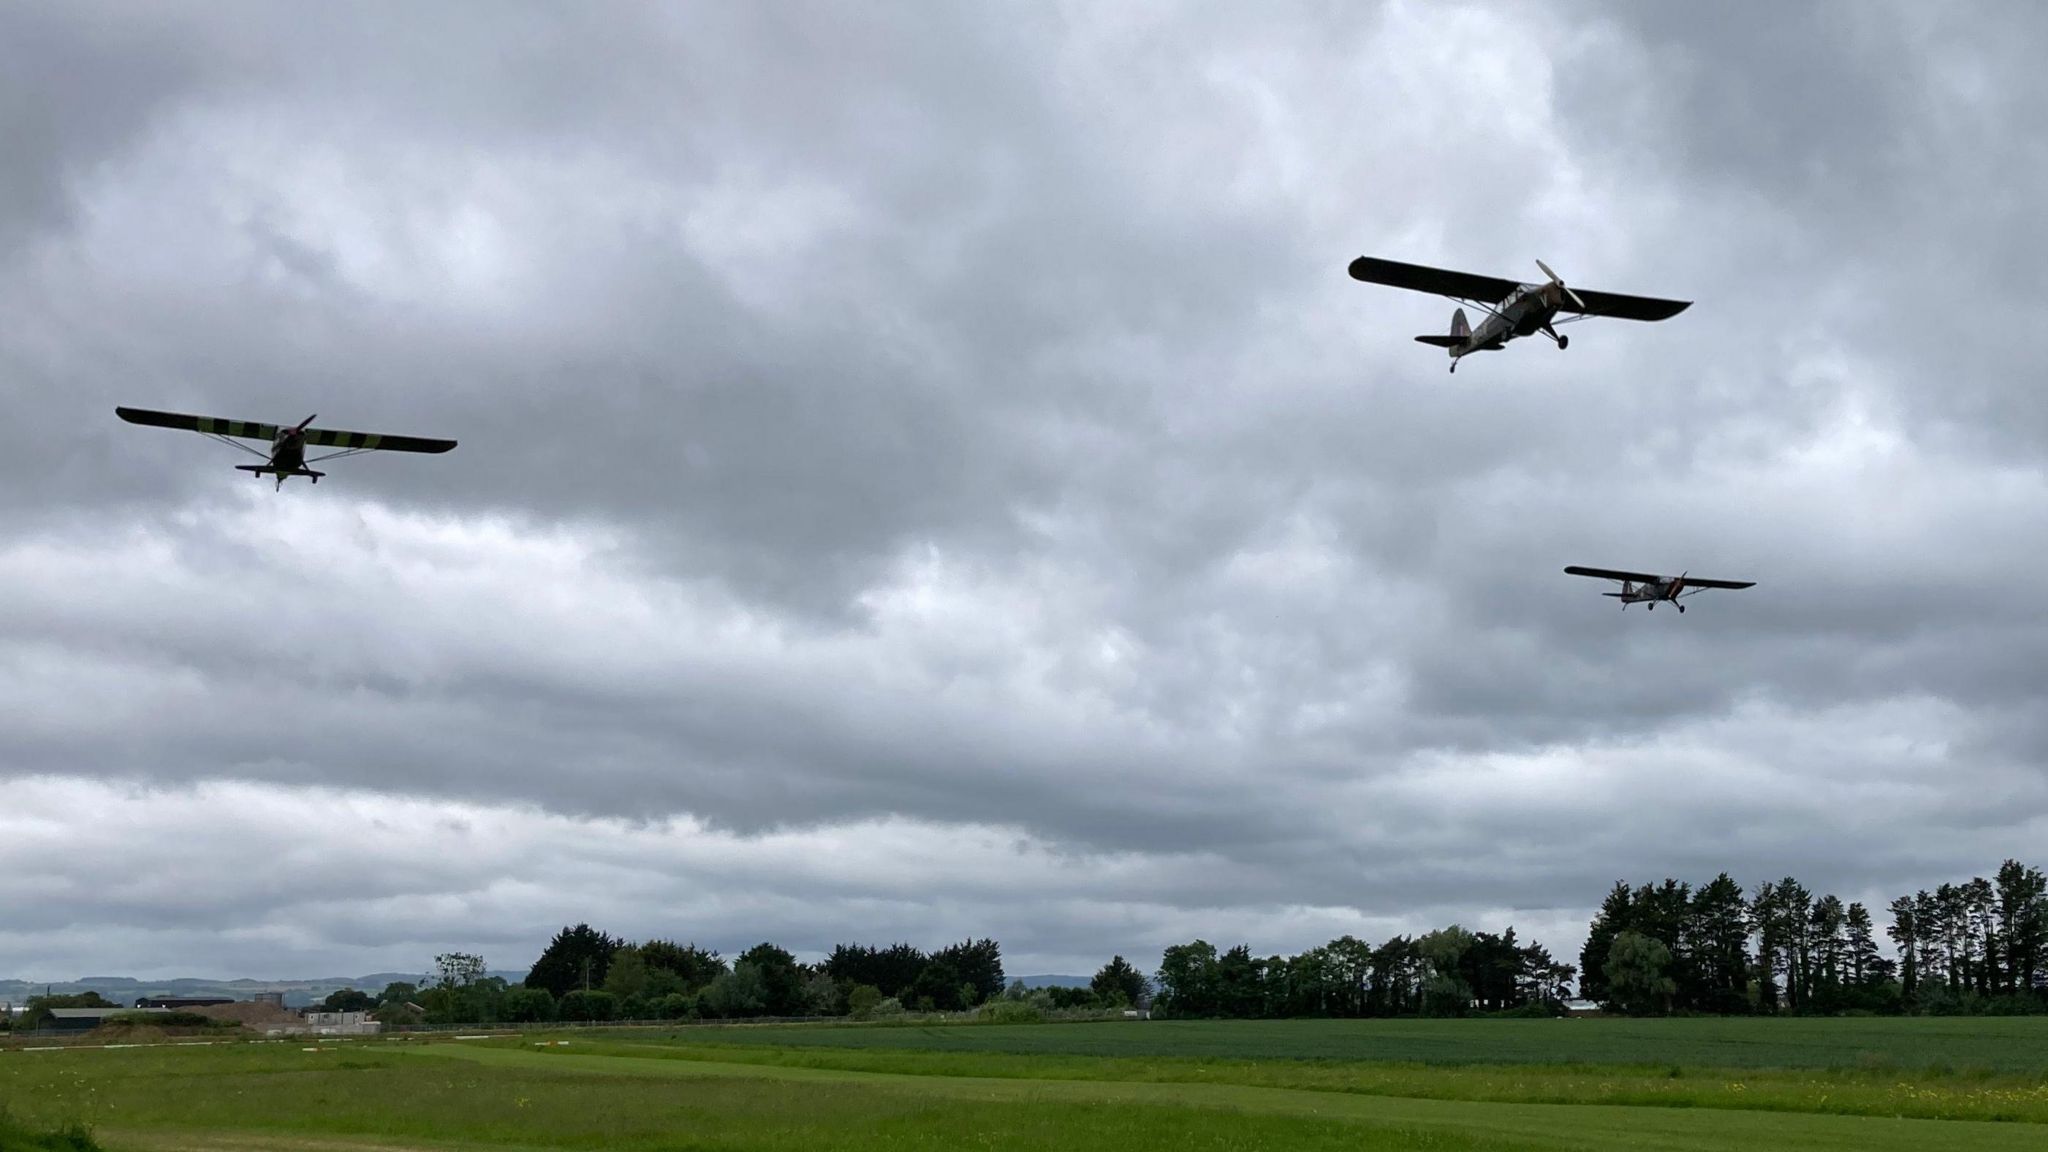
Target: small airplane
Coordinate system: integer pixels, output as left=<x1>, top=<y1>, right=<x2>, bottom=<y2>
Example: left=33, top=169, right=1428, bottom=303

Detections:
left=1564, top=566, right=1755, bottom=613
left=115, top=406, right=456, bottom=490
left=1346, top=257, right=1691, bottom=371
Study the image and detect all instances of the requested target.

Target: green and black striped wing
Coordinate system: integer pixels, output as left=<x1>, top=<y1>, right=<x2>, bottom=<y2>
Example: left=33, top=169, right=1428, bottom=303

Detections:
left=302, top=427, right=457, bottom=454
left=116, top=407, right=280, bottom=441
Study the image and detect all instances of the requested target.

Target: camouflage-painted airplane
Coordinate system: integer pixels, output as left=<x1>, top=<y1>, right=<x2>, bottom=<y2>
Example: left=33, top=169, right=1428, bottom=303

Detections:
left=1347, top=257, right=1691, bottom=372
left=116, top=407, right=456, bottom=490
left=1564, top=566, right=1754, bottom=613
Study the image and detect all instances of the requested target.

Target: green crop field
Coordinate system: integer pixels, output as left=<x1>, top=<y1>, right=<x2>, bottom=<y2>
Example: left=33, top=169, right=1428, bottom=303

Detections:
left=0, top=1018, right=2043, bottom=1151
left=626, top=1015, right=2048, bottom=1070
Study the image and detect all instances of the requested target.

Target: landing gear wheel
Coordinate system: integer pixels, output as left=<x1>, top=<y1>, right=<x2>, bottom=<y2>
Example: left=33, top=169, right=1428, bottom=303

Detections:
left=1557, top=334, right=1569, bottom=349
left=1677, top=604, right=1685, bottom=613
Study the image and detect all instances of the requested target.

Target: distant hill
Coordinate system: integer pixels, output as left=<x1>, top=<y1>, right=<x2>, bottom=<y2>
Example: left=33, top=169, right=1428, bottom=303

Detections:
left=1012, top=974, right=1091, bottom=989
left=0, top=971, right=523, bottom=1010
left=4, top=969, right=1079, bottom=1004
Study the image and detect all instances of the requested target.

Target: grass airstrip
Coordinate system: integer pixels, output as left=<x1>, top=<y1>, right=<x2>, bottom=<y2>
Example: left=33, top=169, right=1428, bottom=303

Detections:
left=4, top=1018, right=2046, bottom=1151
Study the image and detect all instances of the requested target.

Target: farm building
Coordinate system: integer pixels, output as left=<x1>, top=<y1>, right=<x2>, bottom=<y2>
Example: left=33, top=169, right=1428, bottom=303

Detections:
left=43, top=1006, right=168, bottom=1032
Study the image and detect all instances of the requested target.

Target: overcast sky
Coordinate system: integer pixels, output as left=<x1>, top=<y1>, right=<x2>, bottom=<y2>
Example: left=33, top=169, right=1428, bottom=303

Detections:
left=4, top=0, right=2046, bottom=984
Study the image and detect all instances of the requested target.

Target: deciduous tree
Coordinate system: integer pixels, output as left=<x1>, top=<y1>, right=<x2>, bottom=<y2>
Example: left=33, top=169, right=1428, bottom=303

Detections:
left=1605, top=931, right=1675, bottom=1017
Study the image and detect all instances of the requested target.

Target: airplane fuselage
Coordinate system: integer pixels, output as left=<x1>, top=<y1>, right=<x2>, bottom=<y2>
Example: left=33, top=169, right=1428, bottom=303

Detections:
left=1610, top=576, right=1688, bottom=609
left=1453, top=283, right=1566, bottom=360
left=235, top=428, right=323, bottom=489
left=270, top=430, right=306, bottom=473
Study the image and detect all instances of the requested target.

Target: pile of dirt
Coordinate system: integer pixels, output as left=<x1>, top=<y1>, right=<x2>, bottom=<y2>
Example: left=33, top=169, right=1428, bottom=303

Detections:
left=87, top=1023, right=171, bottom=1043
left=191, top=1001, right=304, bottom=1030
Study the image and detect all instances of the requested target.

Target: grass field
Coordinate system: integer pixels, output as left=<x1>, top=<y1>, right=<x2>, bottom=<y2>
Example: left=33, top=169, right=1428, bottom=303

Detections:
left=628, top=1015, right=2048, bottom=1070
left=0, top=1018, right=2042, bottom=1151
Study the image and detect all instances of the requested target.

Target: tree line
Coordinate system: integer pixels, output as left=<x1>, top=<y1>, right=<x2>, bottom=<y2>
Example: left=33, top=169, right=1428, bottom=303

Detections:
left=1581, top=858, right=2048, bottom=1016
left=16, top=861, right=2036, bottom=1032
left=342, top=925, right=1159, bottom=1026
left=1148, top=927, right=1576, bottom=1019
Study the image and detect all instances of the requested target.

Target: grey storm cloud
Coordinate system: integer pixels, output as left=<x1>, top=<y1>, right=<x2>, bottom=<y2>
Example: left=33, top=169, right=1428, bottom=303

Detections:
left=3, top=0, right=2047, bottom=980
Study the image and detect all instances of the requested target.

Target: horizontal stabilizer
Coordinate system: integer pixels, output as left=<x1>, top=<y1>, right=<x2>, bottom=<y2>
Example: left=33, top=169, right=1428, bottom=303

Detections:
left=1414, top=335, right=1462, bottom=348
left=235, top=465, right=324, bottom=478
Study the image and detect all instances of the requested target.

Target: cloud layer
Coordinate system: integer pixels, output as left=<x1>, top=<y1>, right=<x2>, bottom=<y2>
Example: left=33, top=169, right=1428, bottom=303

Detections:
left=4, top=1, right=2047, bottom=980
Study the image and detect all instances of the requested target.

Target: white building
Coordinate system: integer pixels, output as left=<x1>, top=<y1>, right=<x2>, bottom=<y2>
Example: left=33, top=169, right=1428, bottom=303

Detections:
left=294, top=1011, right=381, bottom=1036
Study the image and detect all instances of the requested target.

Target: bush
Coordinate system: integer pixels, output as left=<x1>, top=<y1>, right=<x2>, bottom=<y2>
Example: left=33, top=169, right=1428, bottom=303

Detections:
left=977, top=999, right=1044, bottom=1024
left=1913, top=985, right=1966, bottom=1016
left=654, top=992, right=696, bottom=1020
left=699, top=964, right=766, bottom=1019
left=803, top=972, right=845, bottom=1016
left=0, top=1105, right=102, bottom=1151
left=501, top=987, right=556, bottom=1024
left=846, top=984, right=883, bottom=1020
left=557, top=990, right=618, bottom=1022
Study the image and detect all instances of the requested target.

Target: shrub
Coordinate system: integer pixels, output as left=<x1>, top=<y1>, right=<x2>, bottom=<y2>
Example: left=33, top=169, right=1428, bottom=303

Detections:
left=557, top=989, right=618, bottom=1022
left=501, top=987, right=556, bottom=1024
left=846, top=984, right=883, bottom=1020
left=977, top=999, right=1044, bottom=1024
left=1979, top=994, right=2045, bottom=1017
left=803, top=972, right=845, bottom=1016
left=0, top=1105, right=102, bottom=1151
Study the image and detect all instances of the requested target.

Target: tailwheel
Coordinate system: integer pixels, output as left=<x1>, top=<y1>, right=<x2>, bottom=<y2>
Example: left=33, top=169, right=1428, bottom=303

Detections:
left=1557, top=334, right=1569, bottom=349
left=1678, top=604, right=1686, bottom=613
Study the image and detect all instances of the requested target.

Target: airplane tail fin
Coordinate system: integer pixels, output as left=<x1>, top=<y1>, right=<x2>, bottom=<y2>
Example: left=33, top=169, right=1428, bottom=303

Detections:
left=1415, top=307, right=1472, bottom=350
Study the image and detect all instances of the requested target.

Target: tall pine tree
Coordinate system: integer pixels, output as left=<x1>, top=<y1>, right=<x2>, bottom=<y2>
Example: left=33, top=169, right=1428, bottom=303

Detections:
left=1691, top=873, right=1751, bottom=1014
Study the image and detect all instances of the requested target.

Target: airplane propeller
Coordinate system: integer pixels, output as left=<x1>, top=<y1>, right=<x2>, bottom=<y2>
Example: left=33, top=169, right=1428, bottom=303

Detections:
left=292, top=414, right=317, bottom=434
left=1535, top=260, right=1586, bottom=311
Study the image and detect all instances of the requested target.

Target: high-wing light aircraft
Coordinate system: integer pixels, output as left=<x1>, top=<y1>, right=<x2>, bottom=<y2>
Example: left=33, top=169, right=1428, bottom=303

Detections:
left=116, top=407, right=456, bottom=489
left=1347, top=257, right=1691, bottom=371
left=1564, top=566, right=1754, bottom=613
